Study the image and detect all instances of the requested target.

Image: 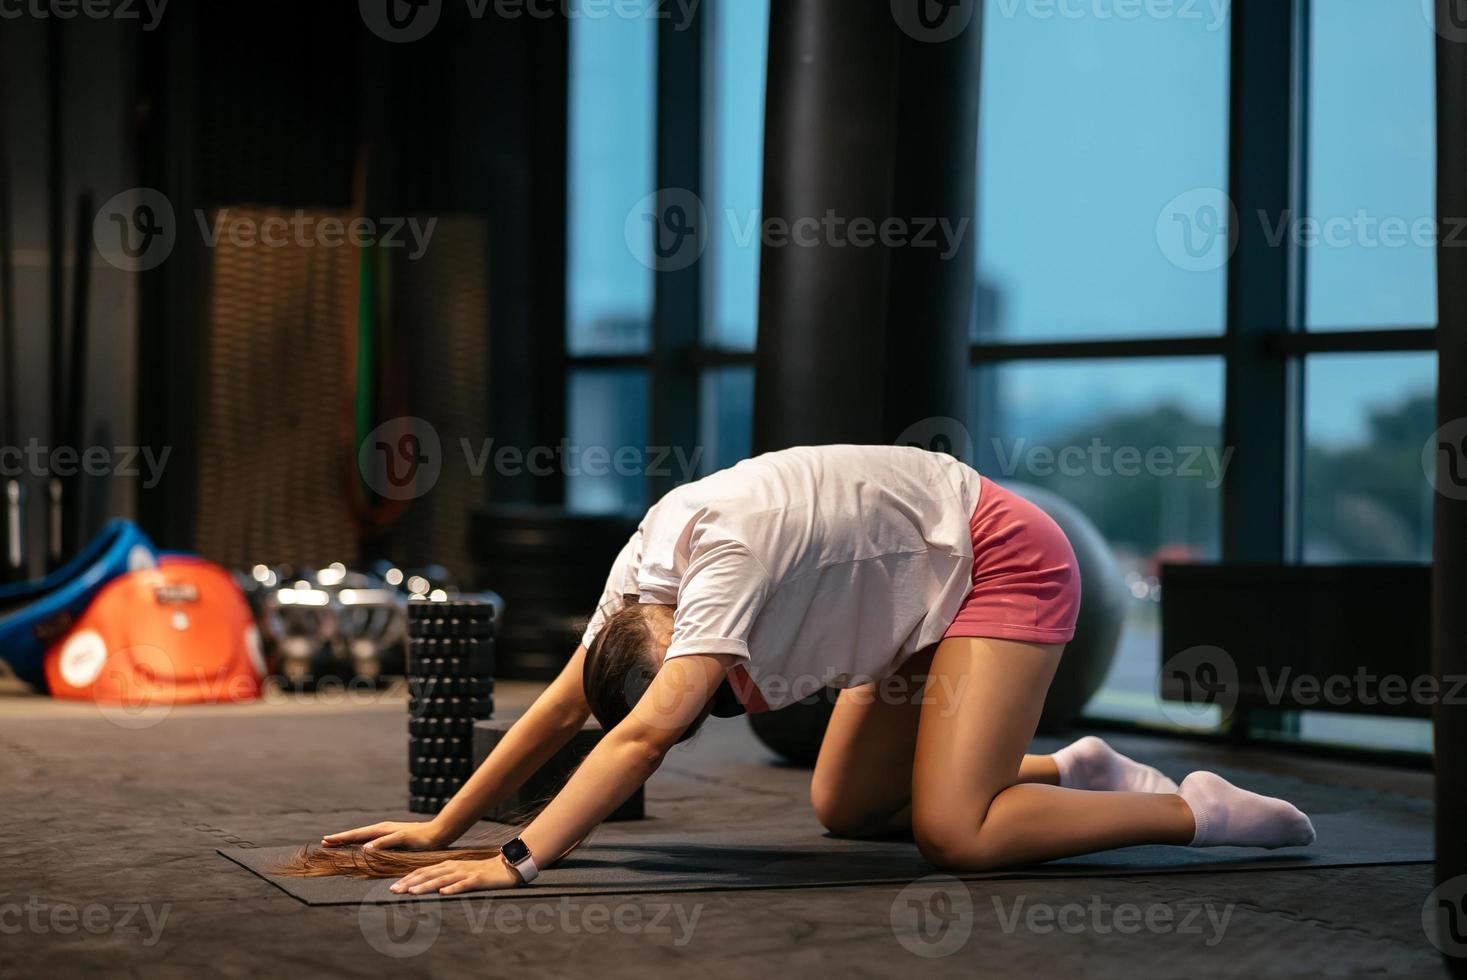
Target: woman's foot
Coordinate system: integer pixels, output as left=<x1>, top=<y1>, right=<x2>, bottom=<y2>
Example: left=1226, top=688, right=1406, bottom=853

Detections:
left=1052, top=735, right=1179, bottom=793
left=1178, top=770, right=1316, bottom=849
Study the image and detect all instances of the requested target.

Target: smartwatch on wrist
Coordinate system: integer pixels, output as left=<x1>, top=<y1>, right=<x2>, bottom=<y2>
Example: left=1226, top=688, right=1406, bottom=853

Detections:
left=500, top=837, right=538, bottom=884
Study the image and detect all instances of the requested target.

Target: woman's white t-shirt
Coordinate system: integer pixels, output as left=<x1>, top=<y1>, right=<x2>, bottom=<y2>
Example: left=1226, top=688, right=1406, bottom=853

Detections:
left=581, top=445, right=984, bottom=711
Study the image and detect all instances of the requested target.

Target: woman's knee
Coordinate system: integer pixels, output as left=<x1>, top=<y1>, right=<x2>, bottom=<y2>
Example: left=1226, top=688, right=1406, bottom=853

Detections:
left=914, top=818, right=967, bottom=869
left=810, top=778, right=878, bottom=838
left=912, top=809, right=1001, bottom=871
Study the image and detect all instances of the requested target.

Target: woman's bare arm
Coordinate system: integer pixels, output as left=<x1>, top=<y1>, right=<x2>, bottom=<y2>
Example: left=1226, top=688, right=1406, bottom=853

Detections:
left=519, top=652, right=734, bottom=867
left=390, top=652, right=735, bottom=894
left=323, top=645, right=594, bottom=851
left=429, top=644, right=594, bottom=842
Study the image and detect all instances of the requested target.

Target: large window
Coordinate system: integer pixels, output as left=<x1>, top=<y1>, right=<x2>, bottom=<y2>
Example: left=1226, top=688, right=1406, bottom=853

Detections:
left=699, top=367, right=754, bottom=475
left=566, top=4, right=657, bottom=356
left=704, top=0, right=769, bottom=351
left=975, top=5, right=1230, bottom=340
left=1289, top=2, right=1439, bottom=752
left=972, top=3, right=1231, bottom=725
left=560, top=0, right=1440, bottom=755
left=972, top=361, right=1225, bottom=559
left=566, top=370, right=651, bottom=514
left=696, top=0, right=766, bottom=475
left=1303, top=353, right=1437, bottom=563
left=972, top=359, right=1225, bottom=724
left=1305, top=0, right=1437, bottom=330
left=564, top=0, right=768, bottom=513
left=1293, top=349, right=1437, bottom=751
left=969, top=0, right=1437, bottom=749
left=565, top=3, right=658, bottom=512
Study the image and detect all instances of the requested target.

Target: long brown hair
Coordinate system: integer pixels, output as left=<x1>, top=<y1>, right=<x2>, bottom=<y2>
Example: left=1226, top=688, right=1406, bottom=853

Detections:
left=583, top=603, right=711, bottom=742
left=273, top=844, right=506, bottom=879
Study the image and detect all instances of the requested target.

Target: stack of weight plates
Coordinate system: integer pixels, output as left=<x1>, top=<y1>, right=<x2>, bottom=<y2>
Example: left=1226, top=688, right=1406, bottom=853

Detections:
left=406, top=596, right=499, bottom=815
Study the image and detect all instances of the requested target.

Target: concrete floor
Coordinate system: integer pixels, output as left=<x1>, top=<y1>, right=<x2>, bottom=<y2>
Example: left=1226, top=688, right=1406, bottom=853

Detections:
left=0, top=680, right=1448, bottom=979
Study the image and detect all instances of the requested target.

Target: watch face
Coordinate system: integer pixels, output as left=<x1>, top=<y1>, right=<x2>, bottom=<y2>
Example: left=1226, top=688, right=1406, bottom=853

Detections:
left=501, top=838, right=530, bottom=864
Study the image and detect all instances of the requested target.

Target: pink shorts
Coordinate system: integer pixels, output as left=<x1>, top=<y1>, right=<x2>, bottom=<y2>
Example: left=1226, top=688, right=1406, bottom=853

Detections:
left=942, top=477, right=1081, bottom=645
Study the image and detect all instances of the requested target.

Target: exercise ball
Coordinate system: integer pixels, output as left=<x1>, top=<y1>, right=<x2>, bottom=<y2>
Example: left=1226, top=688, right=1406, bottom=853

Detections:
left=749, top=481, right=1127, bottom=765
left=748, top=688, right=839, bottom=768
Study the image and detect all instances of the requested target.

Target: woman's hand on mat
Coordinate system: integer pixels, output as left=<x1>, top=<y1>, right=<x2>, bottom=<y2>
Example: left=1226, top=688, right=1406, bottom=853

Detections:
left=321, top=820, right=450, bottom=852
left=390, top=857, right=520, bottom=896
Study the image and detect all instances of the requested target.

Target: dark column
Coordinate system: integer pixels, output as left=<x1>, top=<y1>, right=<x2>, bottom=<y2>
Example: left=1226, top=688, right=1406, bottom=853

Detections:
left=882, top=7, right=981, bottom=445
left=483, top=9, right=569, bottom=507
left=136, top=2, right=202, bottom=551
left=1433, top=3, right=1467, bottom=975
left=1220, top=0, right=1302, bottom=741
left=753, top=0, right=978, bottom=452
left=1221, top=0, right=1297, bottom=565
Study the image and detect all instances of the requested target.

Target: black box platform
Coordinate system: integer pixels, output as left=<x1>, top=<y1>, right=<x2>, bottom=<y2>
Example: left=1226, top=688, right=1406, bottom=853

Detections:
left=473, top=716, right=645, bottom=823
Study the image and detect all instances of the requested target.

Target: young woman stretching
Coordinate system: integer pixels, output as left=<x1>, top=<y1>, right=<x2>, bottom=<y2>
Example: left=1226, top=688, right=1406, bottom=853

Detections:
left=307, top=445, right=1314, bottom=894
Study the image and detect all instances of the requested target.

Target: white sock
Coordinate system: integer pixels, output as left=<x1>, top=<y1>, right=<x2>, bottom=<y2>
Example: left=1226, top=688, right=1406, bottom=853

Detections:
left=1178, top=771, right=1316, bottom=849
left=1051, top=735, right=1179, bottom=794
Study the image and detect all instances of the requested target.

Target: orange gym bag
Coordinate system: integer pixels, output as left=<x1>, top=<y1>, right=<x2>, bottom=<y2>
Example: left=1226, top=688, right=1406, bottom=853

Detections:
left=44, top=555, right=265, bottom=707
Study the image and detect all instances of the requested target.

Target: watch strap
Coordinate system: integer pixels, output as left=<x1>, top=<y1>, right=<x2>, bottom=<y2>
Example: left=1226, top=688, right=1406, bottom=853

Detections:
left=501, top=837, right=539, bottom=884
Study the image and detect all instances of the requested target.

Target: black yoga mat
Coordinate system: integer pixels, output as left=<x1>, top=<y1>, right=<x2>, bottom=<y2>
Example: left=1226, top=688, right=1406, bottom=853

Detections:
left=220, top=806, right=1431, bottom=906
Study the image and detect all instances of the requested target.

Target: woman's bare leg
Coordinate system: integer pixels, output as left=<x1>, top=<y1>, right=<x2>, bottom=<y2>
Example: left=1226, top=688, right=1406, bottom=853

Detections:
left=1020, top=755, right=1061, bottom=785
left=811, top=648, right=1059, bottom=838
left=810, top=652, right=927, bottom=837
left=910, top=636, right=1197, bottom=870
